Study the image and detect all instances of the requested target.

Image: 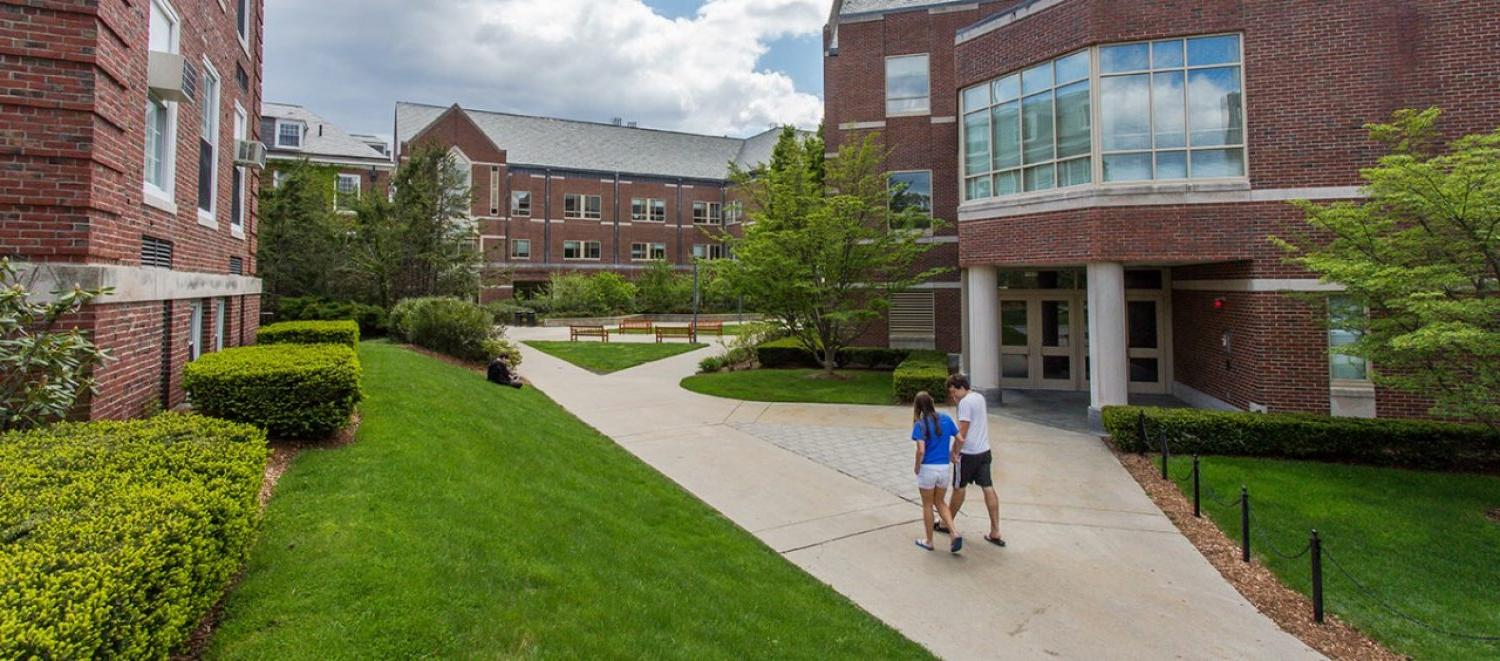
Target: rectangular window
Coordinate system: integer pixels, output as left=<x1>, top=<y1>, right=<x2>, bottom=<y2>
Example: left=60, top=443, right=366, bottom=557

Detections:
left=143, top=0, right=178, bottom=200
left=564, top=240, right=601, bottom=260
left=692, top=201, right=722, bottom=225
left=886, top=54, right=930, bottom=116
left=276, top=120, right=302, bottom=148
left=214, top=298, right=226, bottom=352
left=585, top=195, right=602, bottom=220
left=724, top=201, right=742, bottom=224
left=335, top=174, right=360, bottom=210
left=235, top=0, right=249, bottom=47
left=564, top=194, right=601, bottom=220
left=692, top=244, right=725, bottom=260
left=631, top=198, right=647, bottom=221
left=888, top=171, right=932, bottom=229
left=1328, top=296, right=1368, bottom=381
left=631, top=242, right=648, bottom=260
left=196, top=63, right=220, bottom=218
left=585, top=240, right=601, bottom=259
left=489, top=166, right=499, bottom=215
left=511, top=191, right=531, bottom=216
left=649, top=242, right=666, bottom=260
left=633, top=198, right=667, bottom=222
left=511, top=238, right=531, bottom=260
left=188, top=300, right=203, bottom=362
left=960, top=34, right=1244, bottom=202
left=650, top=198, right=666, bottom=222
left=231, top=105, right=246, bottom=233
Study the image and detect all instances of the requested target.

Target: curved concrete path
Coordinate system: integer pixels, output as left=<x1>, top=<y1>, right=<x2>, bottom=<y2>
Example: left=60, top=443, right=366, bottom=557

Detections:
left=509, top=327, right=1319, bottom=660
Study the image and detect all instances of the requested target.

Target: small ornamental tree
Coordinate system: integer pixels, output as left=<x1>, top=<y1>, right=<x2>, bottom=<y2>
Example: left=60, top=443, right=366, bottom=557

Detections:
left=0, top=258, right=114, bottom=432
left=722, top=127, right=947, bottom=376
left=1273, top=108, right=1500, bottom=431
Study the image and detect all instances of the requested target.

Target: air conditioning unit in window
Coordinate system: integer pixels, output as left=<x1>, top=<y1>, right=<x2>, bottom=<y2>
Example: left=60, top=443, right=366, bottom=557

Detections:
left=147, top=51, right=191, bottom=102
left=234, top=140, right=267, bottom=169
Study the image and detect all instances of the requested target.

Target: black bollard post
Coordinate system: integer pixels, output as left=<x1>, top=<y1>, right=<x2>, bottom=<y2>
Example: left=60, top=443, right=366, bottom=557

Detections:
left=1240, top=486, right=1251, bottom=563
left=1192, top=455, right=1201, bottom=518
left=1311, top=530, right=1324, bottom=623
left=1160, top=427, right=1170, bottom=481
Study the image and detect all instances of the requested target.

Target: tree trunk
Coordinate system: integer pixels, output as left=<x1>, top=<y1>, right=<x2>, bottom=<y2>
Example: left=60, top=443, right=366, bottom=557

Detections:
left=822, top=348, right=837, bottom=377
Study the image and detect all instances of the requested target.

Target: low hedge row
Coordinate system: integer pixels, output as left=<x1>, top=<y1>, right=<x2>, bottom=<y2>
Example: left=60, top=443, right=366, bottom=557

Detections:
left=272, top=296, right=388, bottom=337
left=756, top=338, right=912, bottom=370
left=183, top=343, right=362, bottom=439
left=257, top=319, right=360, bottom=348
left=0, top=415, right=267, bottom=659
left=1103, top=405, right=1500, bottom=470
left=893, top=351, right=951, bottom=403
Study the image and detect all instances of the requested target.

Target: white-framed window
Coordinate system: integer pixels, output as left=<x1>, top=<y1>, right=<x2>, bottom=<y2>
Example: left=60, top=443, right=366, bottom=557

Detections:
left=692, top=244, right=726, bottom=260
left=692, top=201, right=722, bottom=225
left=649, top=198, right=666, bottom=222
left=489, top=166, right=500, bottom=215
left=196, top=60, right=221, bottom=222
left=888, top=171, right=933, bottom=229
left=511, top=238, right=531, bottom=260
left=886, top=54, right=930, bottom=116
left=188, top=299, right=204, bottom=361
left=630, top=242, right=667, bottom=261
left=564, top=194, right=602, bottom=220
left=335, top=173, right=360, bottom=210
left=960, top=34, right=1246, bottom=202
left=511, top=191, right=531, bottom=216
left=632, top=198, right=667, bottom=222
left=231, top=103, right=246, bottom=236
left=724, top=200, right=743, bottom=224
left=234, top=0, right=250, bottom=52
left=274, top=119, right=304, bottom=149
left=563, top=240, right=601, bottom=260
left=214, top=297, right=226, bottom=351
left=1328, top=296, right=1368, bottom=381
left=272, top=169, right=286, bottom=188
left=143, top=0, right=180, bottom=204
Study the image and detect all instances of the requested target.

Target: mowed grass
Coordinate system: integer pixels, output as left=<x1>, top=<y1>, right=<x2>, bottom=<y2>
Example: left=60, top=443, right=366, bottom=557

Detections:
left=210, top=343, right=927, bottom=659
left=1167, top=456, right=1500, bottom=659
left=681, top=368, right=895, bottom=405
left=523, top=340, right=705, bottom=373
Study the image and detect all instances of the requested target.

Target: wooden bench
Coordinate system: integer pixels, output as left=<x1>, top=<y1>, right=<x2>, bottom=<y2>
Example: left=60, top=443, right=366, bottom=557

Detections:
left=618, top=319, right=654, bottom=333
left=690, top=321, right=724, bottom=336
left=654, top=326, right=697, bottom=343
left=570, top=325, right=610, bottom=342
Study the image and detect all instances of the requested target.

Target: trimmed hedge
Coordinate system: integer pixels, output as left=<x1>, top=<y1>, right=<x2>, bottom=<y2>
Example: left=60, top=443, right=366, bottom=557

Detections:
left=183, top=343, right=362, bottom=439
left=257, top=319, right=360, bottom=348
left=0, top=415, right=267, bottom=659
left=1103, top=405, right=1500, bottom=470
left=273, top=296, right=388, bottom=337
left=893, top=350, right=951, bottom=403
left=755, top=338, right=913, bottom=370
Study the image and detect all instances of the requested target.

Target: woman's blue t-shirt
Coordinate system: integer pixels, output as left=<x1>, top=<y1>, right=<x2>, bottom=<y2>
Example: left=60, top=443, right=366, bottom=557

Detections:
left=911, top=413, right=958, bottom=465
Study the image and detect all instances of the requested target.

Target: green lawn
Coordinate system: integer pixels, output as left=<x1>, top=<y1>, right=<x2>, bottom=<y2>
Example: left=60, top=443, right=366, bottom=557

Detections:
left=1166, top=456, right=1500, bottom=659
left=681, top=368, right=896, bottom=405
left=210, top=342, right=926, bottom=659
left=524, top=340, right=705, bottom=373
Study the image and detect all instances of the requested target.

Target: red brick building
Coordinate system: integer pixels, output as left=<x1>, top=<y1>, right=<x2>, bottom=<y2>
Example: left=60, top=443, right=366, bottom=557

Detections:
left=824, top=0, right=1500, bottom=422
left=393, top=103, right=786, bottom=302
left=2, top=0, right=265, bottom=419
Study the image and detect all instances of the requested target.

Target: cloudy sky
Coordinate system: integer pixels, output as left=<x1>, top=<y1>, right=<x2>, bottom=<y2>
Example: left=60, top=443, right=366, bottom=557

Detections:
left=263, top=0, right=827, bottom=141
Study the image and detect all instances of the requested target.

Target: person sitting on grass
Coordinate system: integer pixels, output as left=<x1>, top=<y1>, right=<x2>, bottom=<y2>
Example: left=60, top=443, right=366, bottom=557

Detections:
left=911, top=391, right=962, bottom=554
left=487, top=355, right=523, bottom=389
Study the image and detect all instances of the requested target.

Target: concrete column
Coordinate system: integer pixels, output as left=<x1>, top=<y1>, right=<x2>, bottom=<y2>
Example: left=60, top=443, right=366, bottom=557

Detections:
left=965, top=265, right=1001, bottom=405
left=1086, top=262, right=1129, bottom=426
left=960, top=268, right=971, bottom=376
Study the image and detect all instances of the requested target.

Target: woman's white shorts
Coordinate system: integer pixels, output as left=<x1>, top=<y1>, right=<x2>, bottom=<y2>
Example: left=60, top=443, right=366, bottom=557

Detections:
left=916, top=463, right=953, bottom=490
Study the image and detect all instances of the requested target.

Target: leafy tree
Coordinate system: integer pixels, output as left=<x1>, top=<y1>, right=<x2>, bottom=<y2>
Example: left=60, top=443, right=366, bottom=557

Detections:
left=257, top=161, right=342, bottom=300
left=0, top=259, right=113, bottom=431
left=635, top=260, right=692, bottom=313
left=722, top=127, right=946, bottom=376
left=1274, top=108, right=1500, bottom=430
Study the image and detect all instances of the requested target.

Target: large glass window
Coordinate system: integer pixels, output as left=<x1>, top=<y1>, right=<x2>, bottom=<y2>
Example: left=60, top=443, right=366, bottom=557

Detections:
left=511, top=238, right=531, bottom=260
left=1328, top=296, right=1368, bottom=381
left=886, top=54, right=930, bottom=116
left=961, top=34, right=1245, bottom=202
left=888, top=171, right=932, bottom=229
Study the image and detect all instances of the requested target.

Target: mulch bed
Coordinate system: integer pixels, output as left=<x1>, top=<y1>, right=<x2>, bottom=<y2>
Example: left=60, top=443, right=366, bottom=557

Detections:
left=1488, top=508, right=1500, bottom=525
left=1110, top=444, right=1401, bottom=661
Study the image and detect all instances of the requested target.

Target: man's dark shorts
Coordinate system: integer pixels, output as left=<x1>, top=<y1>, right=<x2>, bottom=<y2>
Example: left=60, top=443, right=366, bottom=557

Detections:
left=958, top=450, right=993, bottom=488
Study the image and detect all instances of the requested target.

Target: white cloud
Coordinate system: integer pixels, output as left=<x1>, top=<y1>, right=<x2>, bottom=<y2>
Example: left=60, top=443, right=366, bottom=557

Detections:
left=264, top=0, right=826, bottom=138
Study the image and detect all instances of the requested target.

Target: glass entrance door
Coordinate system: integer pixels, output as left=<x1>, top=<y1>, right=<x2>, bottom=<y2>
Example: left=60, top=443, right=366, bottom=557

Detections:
left=1126, top=297, right=1168, bottom=393
left=998, top=294, right=1085, bottom=390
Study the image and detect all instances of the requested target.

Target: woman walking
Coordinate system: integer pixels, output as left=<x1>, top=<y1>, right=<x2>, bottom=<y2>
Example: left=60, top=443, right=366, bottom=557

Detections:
left=911, top=392, right=963, bottom=553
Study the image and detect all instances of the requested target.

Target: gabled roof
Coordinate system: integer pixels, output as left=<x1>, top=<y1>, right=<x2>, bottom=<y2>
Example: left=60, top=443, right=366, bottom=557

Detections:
left=395, top=102, right=799, bottom=181
left=837, top=0, right=970, bottom=17
left=262, top=102, right=392, bottom=166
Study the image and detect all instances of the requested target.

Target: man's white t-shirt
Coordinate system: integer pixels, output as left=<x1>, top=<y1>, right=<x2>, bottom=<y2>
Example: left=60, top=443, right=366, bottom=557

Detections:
left=955, top=391, right=990, bottom=455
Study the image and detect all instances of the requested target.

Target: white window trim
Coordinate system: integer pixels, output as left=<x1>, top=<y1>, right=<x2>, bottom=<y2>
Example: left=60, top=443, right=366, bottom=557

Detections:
left=692, top=201, right=723, bottom=225
left=235, top=0, right=251, bottom=56
left=958, top=33, right=1248, bottom=204
left=885, top=53, right=932, bottom=118
left=196, top=58, right=221, bottom=227
left=1327, top=295, right=1372, bottom=384
left=511, top=191, right=532, bottom=217
left=563, top=240, right=602, bottom=261
left=334, top=173, right=361, bottom=212
left=214, top=297, right=226, bottom=351
left=630, top=242, right=667, bottom=262
left=693, top=244, right=726, bottom=260
left=188, top=300, right=203, bottom=361
left=143, top=0, right=180, bottom=209
left=563, top=194, right=602, bottom=220
left=231, top=102, right=247, bottom=239
left=511, top=238, right=531, bottom=260
left=274, top=118, right=304, bottom=149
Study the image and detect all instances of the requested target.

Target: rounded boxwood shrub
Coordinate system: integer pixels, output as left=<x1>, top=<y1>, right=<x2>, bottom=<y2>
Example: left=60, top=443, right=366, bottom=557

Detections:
left=893, top=351, right=950, bottom=403
left=183, top=343, right=362, bottom=439
left=257, top=319, right=360, bottom=348
left=0, top=415, right=267, bottom=659
left=390, top=297, right=508, bottom=363
left=1103, top=405, right=1500, bottom=470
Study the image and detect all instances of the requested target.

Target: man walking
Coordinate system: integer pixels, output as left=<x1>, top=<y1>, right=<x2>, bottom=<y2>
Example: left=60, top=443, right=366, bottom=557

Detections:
left=938, top=374, right=1005, bottom=547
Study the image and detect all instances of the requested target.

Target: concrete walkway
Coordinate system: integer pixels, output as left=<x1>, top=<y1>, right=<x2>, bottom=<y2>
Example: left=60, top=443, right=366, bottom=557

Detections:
left=508, top=327, right=1319, bottom=660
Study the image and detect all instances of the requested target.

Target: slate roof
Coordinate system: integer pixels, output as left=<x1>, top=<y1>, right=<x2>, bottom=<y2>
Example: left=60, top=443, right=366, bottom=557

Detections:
left=395, top=102, right=796, bottom=181
left=838, top=0, right=964, bottom=16
left=262, top=102, right=391, bottom=166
